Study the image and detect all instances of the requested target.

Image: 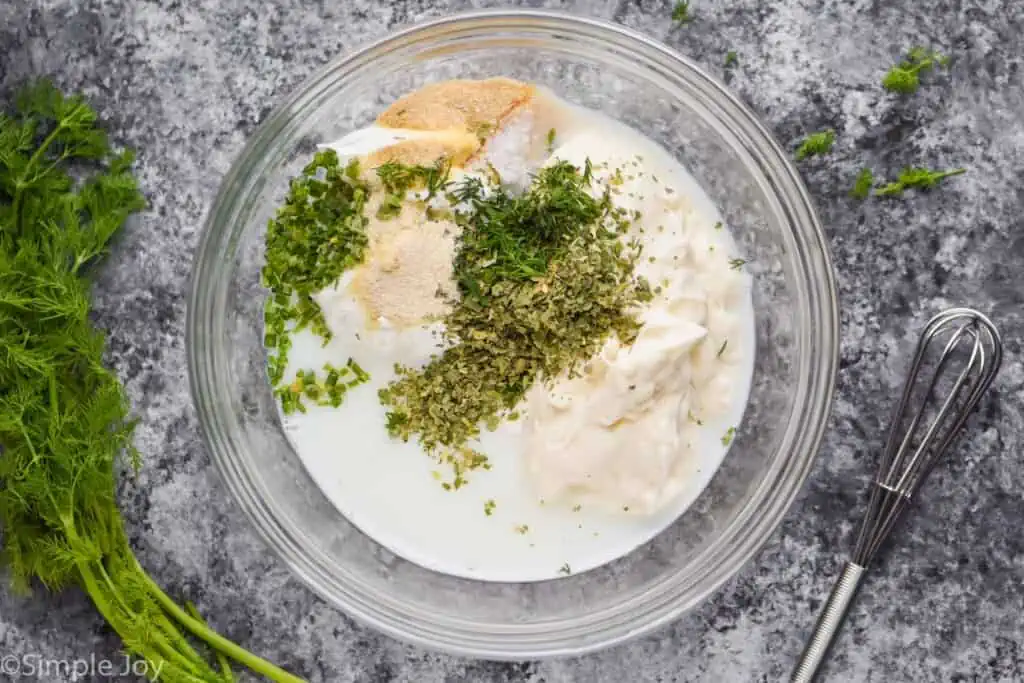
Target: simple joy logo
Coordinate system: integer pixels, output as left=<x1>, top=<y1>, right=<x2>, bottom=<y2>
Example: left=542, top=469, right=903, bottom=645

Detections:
left=0, top=653, right=164, bottom=679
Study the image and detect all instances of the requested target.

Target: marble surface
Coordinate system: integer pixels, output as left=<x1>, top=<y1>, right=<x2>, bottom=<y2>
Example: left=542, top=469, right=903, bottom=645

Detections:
left=1, top=0, right=1023, bottom=681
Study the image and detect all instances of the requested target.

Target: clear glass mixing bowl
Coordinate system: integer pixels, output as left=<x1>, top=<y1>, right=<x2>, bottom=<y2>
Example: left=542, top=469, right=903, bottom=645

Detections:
left=187, top=10, right=838, bottom=659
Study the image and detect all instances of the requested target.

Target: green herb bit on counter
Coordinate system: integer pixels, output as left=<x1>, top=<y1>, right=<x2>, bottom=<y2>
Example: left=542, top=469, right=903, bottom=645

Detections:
left=672, top=1, right=693, bottom=24
left=722, top=426, right=737, bottom=446
left=725, top=51, right=739, bottom=68
left=729, top=258, right=746, bottom=270
left=379, top=162, right=651, bottom=482
left=559, top=563, right=572, bottom=576
left=717, top=339, right=729, bottom=357
left=874, top=166, right=966, bottom=197
left=882, top=46, right=951, bottom=94
left=794, top=129, right=835, bottom=161
left=484, top=499, right=496, bottom=516
left=515, top=524, right=530, bottom=535
left=851, top=168, right=875, bottom=199
left=546, top=127, right=557, bottom=153
left=262, top=148, right=370, bottom=409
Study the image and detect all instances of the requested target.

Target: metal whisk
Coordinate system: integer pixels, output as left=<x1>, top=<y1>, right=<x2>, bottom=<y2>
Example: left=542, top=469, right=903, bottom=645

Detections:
left=791, top=307, right=1003, bottom=683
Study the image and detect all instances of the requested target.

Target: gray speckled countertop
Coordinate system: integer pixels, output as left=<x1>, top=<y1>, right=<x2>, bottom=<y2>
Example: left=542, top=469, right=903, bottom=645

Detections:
left=1, top=1, right=1023, bottom=681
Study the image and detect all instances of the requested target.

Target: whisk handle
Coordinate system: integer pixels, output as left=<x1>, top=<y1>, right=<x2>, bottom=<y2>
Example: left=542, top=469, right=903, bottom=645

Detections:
left=791, top=561, right=865, bottom=683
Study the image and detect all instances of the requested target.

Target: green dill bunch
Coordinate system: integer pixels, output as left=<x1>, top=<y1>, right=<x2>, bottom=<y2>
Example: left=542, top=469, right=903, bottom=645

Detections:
left=0, top=80, right=302, bottom=682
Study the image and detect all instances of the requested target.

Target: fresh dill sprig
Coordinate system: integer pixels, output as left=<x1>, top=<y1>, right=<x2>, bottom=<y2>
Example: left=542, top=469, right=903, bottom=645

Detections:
left=672, top=1, right=693, bottom=25
left=0, top=80, right=302, bottom=683
left=851, top=168, right=875, bottom=199
left=882, top=46, right=951, bottom=94
left=794, top=129, right=835, bottom=161
left=874, top=166, right=966, bottom=197
left=724, top=51, right=739, bottom=68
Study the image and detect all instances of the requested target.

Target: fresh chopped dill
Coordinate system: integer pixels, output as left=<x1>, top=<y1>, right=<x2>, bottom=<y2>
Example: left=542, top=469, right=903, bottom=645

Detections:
left=724, top=51, right=739, bottom=68
left=572, top=504, right=582, bottom=513
left=559, top=563, right=572, bottom=576
left=714, top=221, right=723, bottom=230
left=794, top=129, right=835, bottom=161
left=729, top=258, right=746, bottom=270
left=874, top=167, right=966, bottom=197
left=484, top=499, right=496, bottom=516
left=851, top=168, right=875, bottom=199
left=515, top=524, right=530, bottom=535
left=672, top=1, right=693, bottom=24
left=688, top=410, right=704, bottom=426
left=0, top=79, right=301, bottom=683
left=717, top=339, right=728, bottom=357
left=546, top=127, right=557, bottom=153
left=882, top=46, right=951, bottom=94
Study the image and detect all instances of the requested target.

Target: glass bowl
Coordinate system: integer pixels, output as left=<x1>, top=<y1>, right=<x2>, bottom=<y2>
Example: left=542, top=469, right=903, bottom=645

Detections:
left=187, top=10, right=838, bottom=659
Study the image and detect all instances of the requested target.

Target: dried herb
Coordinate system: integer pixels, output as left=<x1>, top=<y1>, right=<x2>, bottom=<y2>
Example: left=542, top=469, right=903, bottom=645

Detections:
left=379, top=162, right=650, bottom=479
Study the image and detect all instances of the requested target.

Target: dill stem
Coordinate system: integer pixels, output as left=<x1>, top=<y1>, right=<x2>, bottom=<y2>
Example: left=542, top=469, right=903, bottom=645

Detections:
left=139, top=569, right=305, bottom=683
left=12, top=117, right=68, bottom=234
left=73, top=553, right=189, bottom=680
left=100, top=556, right=212, bottom=677
left=187, top=601, right=235, bottom=683
left=95, top=566, right=205, bottom=677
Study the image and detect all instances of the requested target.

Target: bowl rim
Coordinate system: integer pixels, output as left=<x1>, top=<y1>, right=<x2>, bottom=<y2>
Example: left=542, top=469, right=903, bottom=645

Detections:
left=187, top=8, right=839, bottom=659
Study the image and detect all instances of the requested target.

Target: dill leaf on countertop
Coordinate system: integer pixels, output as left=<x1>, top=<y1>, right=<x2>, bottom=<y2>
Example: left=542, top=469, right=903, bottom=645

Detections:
left=882, top=46, right=951, bottom=95
left=874, top=166, right=966, bottom=197
left=672, top=1, right=693, bottom=25
left=794, top=129, right=835, bottom=161
left=851, top=168, right=875, bottom=199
